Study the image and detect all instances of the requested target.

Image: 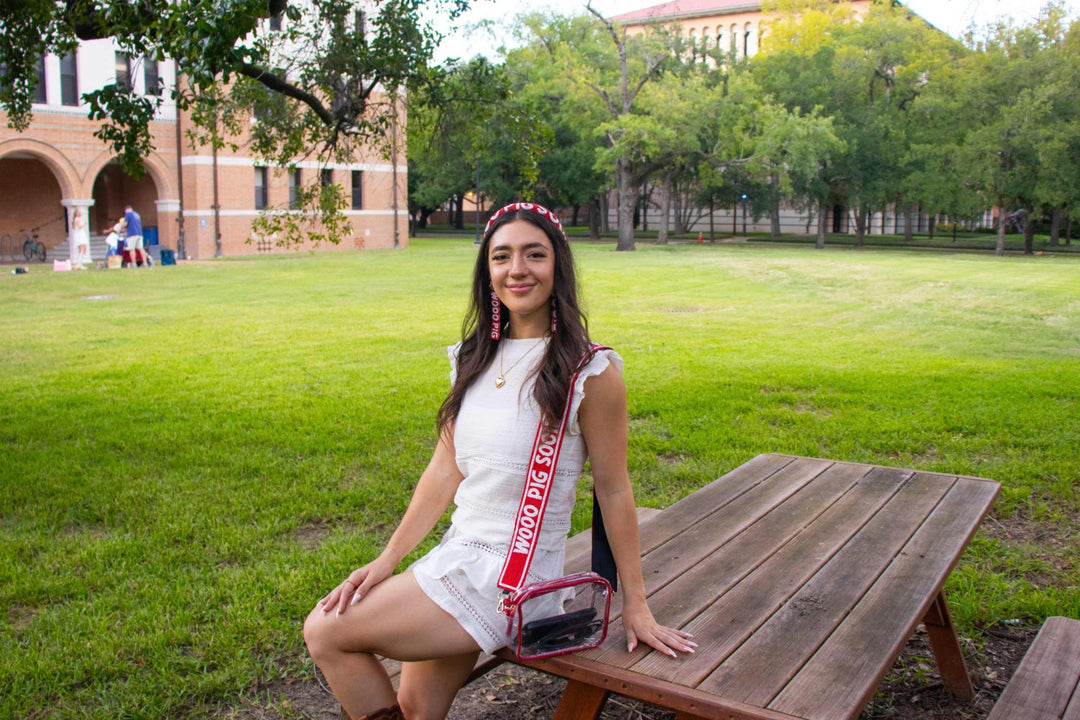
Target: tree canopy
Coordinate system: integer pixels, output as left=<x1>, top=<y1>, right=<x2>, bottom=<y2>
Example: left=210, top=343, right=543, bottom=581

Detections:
left=1, top=0, right=468, bottom=243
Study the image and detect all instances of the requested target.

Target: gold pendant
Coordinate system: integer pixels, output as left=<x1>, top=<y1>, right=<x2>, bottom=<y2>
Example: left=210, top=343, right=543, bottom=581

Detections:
left=495, top=375, right=506, bottom=389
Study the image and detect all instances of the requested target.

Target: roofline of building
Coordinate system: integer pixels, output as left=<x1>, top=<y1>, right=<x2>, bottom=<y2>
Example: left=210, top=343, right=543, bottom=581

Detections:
left=611, top=2, right=762, bottom=25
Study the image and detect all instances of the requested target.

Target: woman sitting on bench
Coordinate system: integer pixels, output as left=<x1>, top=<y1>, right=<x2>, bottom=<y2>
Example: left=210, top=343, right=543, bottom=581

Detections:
left=303, top=203, right=694, bottom=720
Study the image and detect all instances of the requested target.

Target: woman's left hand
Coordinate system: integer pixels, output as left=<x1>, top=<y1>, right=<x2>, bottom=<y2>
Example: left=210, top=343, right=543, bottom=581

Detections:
left=621, top=602, right=696, bottom=658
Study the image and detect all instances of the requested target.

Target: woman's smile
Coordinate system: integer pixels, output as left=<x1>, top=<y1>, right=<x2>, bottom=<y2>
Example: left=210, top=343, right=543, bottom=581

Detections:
left=488, top=220, right=556, bottom=337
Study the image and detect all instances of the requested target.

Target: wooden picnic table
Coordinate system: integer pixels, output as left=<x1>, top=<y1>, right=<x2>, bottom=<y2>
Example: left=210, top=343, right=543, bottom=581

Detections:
left=497, top=453, right=1000, bottom=720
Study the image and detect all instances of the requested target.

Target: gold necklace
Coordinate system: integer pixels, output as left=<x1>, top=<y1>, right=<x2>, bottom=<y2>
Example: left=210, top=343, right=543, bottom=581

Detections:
left=495, top=337, right=546, bottom=389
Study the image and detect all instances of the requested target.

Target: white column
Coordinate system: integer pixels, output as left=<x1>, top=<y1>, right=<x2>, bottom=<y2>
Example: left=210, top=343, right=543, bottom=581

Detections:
left=60, top=198, right=95, bottom=265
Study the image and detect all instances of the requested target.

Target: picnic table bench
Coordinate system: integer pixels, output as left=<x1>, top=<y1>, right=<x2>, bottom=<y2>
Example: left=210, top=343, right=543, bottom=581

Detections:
left=986, top=616, right=1080, bottom=720
left=494, top=453, right=1001, bottom=720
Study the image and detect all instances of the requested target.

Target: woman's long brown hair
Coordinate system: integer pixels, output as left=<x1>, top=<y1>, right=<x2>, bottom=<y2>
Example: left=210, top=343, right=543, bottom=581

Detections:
left=436, top=208, right=590, bottom=436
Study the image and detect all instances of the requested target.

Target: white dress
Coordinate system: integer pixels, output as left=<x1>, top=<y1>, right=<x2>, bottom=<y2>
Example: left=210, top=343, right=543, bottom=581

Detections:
left=409, top=338, right=622, bottom=653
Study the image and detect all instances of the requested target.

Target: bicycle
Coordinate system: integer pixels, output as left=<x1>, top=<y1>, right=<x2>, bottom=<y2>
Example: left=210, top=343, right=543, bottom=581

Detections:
left=20, top=229, right=46, bottom=262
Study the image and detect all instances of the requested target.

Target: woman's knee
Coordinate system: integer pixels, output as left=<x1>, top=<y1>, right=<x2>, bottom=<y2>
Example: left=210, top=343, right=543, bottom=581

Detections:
left=303, top=606, right=343, bottom=662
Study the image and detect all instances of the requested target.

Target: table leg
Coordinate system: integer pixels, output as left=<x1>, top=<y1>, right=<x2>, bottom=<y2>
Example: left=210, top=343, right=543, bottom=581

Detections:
left=923, top=589, right=974, bottom=700
left=552, top=680, right=608, bottom=720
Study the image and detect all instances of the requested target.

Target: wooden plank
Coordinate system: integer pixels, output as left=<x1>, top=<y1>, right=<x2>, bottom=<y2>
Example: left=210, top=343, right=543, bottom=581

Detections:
left=514, top=651, right=801, bottom=720
left=633, top=453, right=801, bottom=558
left=551, top=680, right=608, bottom=720
left=700, top=471, right=954, bottom=705
left=986, top=616, right=1080, bottom=720
left=768, top=476, right=999, bottom=720
left=565, top=455, right=831, bottom=648
left=922, top=589, right=973, bottom=699
left=630, top=464, right=910, bottom=685
left=586, top=460, right=865, bottom=669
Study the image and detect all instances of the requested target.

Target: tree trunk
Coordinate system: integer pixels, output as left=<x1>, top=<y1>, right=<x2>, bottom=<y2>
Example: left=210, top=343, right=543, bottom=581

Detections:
left=615, top=158, right=637, bottom=251
left=640, top=183, right=649, bottom=231
left=571, top=204, right=581, bottom=228
left=904, top=203, right=915, bottom=242
left=1066, top=214, right=1072, bottom=245
left=588, top=196, right=601, bottom=239
left=673, top=179, right=685, bottom=235
left=928, top=215, right=935, bottom=241
left=816, top=198, right=827, bottom=249
left=600, top=193, right=610, bottom=233
left=854, top=205, right=867, bottom=247
left=453, top=196, right=464, bottom=230
left=1049, top=207, right=1062, bottom=246
left=995, top=202, right=1006, bottom=256
left=657, top=171, right=673, bottom=245
left=709, top=198, right=715, bottom=242
left=1023, top=205, right=1035, bottom=255
left=770, top=173, right=781, bottom=240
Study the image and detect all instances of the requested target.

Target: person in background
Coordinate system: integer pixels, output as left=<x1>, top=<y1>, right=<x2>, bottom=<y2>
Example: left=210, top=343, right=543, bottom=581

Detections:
left=123, top=205, right=145, bottom=268
left=105, top=217, right=126, bottom=260
left=72, top=207, right=90, bottom=266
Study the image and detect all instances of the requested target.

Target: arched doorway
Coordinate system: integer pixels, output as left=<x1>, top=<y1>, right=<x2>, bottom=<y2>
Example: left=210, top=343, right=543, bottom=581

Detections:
left=0, top=153, right=67, bottom=260
left=91, top=161, right=160, bottom=248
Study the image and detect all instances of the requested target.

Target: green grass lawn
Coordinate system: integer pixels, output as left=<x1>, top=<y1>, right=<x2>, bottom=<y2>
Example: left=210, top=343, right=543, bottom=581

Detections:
left=2, top=239, right=1078, bottom=718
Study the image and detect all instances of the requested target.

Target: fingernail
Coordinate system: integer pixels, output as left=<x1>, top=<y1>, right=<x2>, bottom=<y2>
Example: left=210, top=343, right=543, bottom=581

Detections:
left=627, top=642, right=634, bottom=653
left=684, top=646, right=695, bottom=654
left=350, top=591, right=362, bottom=605
left=668, top=649, right=677, bottom=658
left=688, top=641, right=699, bottom=648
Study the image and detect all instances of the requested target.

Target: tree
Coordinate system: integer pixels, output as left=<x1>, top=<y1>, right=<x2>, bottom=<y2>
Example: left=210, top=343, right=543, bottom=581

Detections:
left=934, top=4, right=1079, bottom=255
left=504, top=16, right=610, bottom=232
left=0, top=0, right=468, bottom=243
left=407, top=56, right=548, bottom=233
left=755, top=1, right=958, bottom=247
left=580, top=6, right=676, bottom=250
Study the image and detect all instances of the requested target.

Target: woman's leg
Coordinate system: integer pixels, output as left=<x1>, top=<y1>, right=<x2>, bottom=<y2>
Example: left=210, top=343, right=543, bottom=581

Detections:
left=398, top=652, right=480, bottom=720
left=304, top=571, right=481, bottom=719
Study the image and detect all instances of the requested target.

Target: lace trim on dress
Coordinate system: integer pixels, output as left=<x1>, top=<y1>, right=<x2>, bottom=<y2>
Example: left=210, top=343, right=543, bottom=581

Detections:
left=440, top=575, right=503, bottom=648
left=467, top=453, right=580, bottom=477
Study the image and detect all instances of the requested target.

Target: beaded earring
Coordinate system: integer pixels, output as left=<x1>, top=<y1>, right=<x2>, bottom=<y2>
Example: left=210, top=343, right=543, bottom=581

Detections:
left=490, top=290, right=501, bottom=340
left=550, top=298, right=558, bottom=334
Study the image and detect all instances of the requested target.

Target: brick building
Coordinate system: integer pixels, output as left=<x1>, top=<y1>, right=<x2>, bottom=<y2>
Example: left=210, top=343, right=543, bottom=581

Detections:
left=611, top=0, right=872, bottom=58
left=0, top=32, right=406, bottom=263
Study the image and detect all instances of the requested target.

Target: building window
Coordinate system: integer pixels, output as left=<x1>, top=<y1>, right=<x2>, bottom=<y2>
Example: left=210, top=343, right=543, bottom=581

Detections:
left=288, top=168, right=301, bottom=209
left=115, top=51, right=131, bottom=89
left=143, top=55, right=160, bottom=95
left=320, top=168, right=333, bottom=188
left=60, top=53, right=78, bottom=106
left=33, top=56, right=46, bottom=104
left=269, top=13, right=282, bottom=31
left=355, top=10, right=366, bottom=36
left=254, top=166, right=268, bottom=210
left=351, top=171, right=362, bottom=210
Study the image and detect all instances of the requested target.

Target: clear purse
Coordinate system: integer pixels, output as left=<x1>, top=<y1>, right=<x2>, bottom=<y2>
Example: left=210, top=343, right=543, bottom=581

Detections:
left=503, top=572, right=612, bottom=660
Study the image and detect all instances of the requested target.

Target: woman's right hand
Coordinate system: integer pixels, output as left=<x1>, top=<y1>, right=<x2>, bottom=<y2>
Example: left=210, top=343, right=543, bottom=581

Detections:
left=318, top=554, right=397, bottom=616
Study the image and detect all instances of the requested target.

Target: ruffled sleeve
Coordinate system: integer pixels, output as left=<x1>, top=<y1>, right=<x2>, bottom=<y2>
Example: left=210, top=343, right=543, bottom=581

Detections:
left=567, top=347, right=623, bottom=436
left=447, top=341, right=463, bottom=387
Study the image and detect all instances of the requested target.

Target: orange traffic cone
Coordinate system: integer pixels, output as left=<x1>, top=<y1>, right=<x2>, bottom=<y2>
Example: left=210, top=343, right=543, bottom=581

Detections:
left=697, top=231, right=703, bottom=243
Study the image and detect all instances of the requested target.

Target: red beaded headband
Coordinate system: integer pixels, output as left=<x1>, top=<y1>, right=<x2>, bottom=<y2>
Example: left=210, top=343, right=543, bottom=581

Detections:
left=484, top=202, right=565, bottom=238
